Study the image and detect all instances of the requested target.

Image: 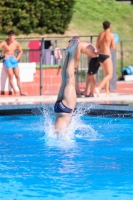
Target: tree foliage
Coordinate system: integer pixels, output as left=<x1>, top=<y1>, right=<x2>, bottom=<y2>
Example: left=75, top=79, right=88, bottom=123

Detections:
left=0, top=0, right=75, bottom=35
left=116, top=0, right=133, bottom=3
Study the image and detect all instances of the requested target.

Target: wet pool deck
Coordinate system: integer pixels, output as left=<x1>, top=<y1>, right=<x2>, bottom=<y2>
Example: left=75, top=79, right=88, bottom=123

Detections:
left=0, top=81, right=133, bottom=116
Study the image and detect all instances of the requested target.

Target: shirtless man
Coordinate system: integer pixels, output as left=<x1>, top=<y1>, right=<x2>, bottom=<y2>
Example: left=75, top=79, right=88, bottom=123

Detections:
left=0, top=30, right=25, bottom=95
left=95, top=21, right=116, bottom=97
left=54, top=36, right=98, bottom=133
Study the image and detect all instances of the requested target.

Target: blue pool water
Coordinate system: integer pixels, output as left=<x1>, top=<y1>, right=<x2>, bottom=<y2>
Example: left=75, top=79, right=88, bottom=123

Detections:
left=0, top=107, right=133, bottom=200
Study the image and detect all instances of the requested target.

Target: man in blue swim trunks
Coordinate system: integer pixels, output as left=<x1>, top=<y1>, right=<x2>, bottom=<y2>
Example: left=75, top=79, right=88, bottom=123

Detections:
left=0, top=30, right=26, bottom=95
left=54, top=36, right=99, bottom=133
left=95, top=21, right=116, bottom=97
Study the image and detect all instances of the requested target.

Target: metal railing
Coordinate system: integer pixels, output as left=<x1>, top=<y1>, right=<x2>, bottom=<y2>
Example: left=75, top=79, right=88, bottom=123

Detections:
left=1, top=37, right=133, bottom=95
left=116, top=40, right=133, bottom=78
left=39, top=38, right=117, bottom=94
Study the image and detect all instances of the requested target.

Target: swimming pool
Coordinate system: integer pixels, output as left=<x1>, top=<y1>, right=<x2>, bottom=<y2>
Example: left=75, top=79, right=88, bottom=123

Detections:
left=0, top=109, right=133, bottom=200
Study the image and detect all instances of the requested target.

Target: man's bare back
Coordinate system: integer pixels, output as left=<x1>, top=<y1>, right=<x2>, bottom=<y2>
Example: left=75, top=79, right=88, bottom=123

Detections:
left=79, top=42, right=98, bottom=58
left=96, top=28, right=115, bottom=55
left=75, top=41, right=98, bottom=72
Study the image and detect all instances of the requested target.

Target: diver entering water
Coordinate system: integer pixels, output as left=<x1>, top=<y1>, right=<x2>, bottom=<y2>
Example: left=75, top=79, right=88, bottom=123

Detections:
left=54, top=36, right=79, bottom=132
left=54, top=36, right=99, bottom=133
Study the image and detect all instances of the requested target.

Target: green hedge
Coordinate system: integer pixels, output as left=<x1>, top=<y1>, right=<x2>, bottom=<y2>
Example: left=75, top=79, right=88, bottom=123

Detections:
left=0, top=0, right=75, bottom=35
left=36, top=64, right=61, bottom=69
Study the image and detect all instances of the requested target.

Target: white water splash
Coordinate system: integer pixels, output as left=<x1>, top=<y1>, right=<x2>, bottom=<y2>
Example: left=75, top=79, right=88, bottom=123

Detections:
left=72, top=103, right=99, bottom=140
left=40, top=103, right=99, bottom=146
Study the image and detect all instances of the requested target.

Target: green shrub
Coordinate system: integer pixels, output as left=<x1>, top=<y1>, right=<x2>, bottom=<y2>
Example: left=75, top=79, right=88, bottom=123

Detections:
left=36, top=64, right=61, bottom=69
left=0, top=0, right=75, bottom=35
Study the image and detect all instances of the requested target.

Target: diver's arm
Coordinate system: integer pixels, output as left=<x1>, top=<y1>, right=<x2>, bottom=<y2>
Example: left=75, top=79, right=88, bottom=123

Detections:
left=56, top=54, right=68, bottom=101
left=57, top=80, right=66, bottom=101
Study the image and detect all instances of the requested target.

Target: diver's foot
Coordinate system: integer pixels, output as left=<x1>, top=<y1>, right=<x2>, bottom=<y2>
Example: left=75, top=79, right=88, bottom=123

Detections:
left=95, top=87, right=100, bottom=97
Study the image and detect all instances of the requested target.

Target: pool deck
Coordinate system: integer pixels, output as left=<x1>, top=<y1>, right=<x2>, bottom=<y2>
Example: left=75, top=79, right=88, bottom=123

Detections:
left=0, top=92, right=133, bottom=116
left=0, top=81, right=133, bottom=115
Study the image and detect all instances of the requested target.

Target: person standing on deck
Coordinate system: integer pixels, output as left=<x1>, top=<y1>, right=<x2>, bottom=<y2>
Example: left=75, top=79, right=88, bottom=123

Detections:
left=95, top=21, right=116, bottom=97
left=0, top=30, right=26, bottom=96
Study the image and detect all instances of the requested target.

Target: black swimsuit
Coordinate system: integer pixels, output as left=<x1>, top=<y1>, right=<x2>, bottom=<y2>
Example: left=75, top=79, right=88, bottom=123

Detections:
left=88, top=57, right=100, bottom=75
left=99, top=54, right=110, bottom=63
left=54, top=100, right=73, bottom=114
